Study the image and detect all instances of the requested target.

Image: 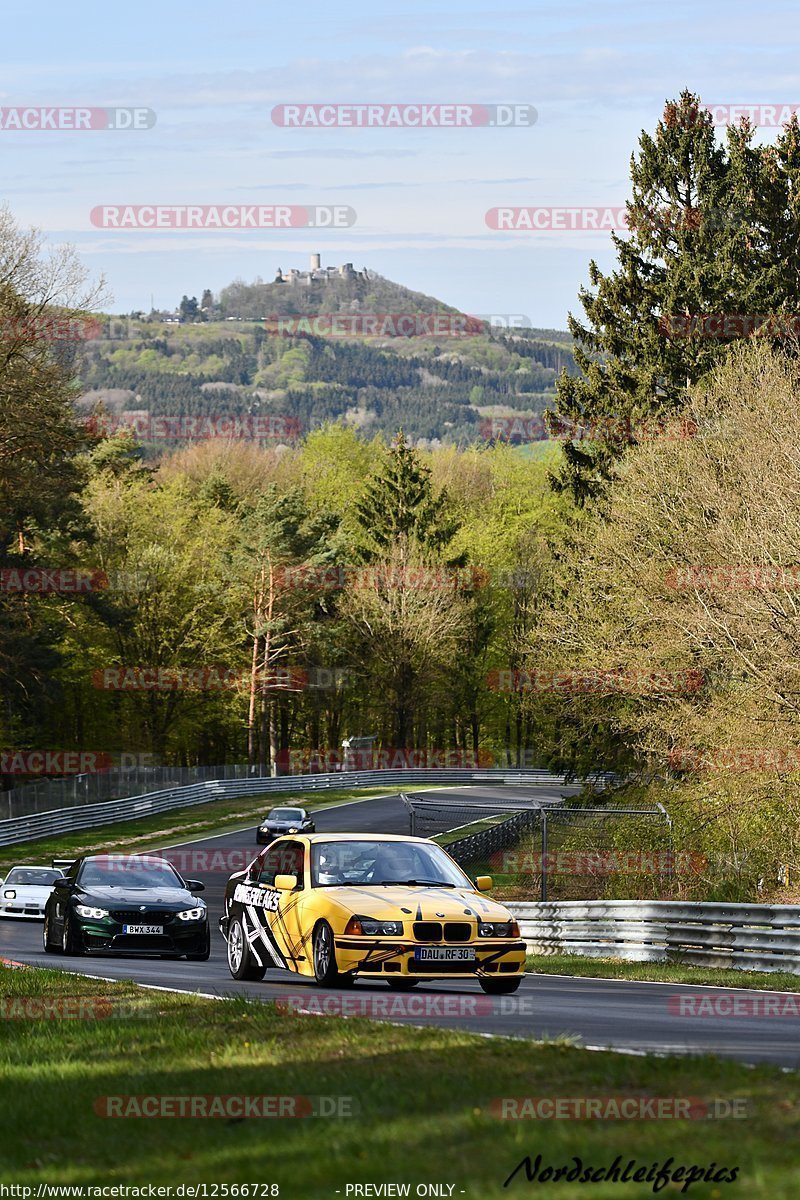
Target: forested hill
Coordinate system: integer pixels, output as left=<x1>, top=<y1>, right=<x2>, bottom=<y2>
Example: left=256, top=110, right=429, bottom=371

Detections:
left=78, top=271, right=575, bottom=447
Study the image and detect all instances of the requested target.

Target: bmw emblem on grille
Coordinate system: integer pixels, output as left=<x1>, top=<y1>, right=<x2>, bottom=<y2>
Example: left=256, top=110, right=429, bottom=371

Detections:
left=140, top=905, right=146, bottom=911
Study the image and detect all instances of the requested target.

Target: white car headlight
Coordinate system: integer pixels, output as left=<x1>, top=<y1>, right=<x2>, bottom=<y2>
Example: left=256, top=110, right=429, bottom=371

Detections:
left=178, top=907, right=206, bottom=921
left=76, top=905, right=109, bottom=919
left=3, top=890, right=16, bottom=899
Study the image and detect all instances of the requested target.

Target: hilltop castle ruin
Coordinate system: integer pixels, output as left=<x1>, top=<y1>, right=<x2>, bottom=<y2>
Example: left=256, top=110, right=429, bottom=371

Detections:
left=273, top=253, right=369, bottom=285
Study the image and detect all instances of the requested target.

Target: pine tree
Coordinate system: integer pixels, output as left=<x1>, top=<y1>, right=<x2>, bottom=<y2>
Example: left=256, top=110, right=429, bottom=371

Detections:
left=551, top=91, right=796, bottom=503
left=354, top=431, right=462, bottom=561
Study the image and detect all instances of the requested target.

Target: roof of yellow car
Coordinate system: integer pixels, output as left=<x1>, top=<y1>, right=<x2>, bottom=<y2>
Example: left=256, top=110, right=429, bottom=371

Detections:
left=299, top=832, right=433, bottom=844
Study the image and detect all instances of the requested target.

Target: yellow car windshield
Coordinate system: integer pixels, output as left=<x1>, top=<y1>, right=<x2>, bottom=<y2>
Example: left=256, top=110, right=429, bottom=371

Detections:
left=310, top=840, right=472, bottom=889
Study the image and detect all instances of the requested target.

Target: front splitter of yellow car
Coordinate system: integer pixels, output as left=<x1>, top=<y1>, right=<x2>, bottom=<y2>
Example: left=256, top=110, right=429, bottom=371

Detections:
left=333, top=936, right=527, bottom=980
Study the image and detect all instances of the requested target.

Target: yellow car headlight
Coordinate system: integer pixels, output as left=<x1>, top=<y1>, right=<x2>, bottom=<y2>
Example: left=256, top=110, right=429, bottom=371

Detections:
left=345, top=915, right=404, bottom=936
left=478, top=920, right=520, bottom=938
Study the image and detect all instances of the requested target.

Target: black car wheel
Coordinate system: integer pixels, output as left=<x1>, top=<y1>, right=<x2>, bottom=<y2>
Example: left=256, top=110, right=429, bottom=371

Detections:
left=42, top=913, right=58, bottom=954
left=479, top=976, right=522, bottom=995
left=312, top=920, right=341, bottom=986
left=185, top=926, right=211, bottom=961
left=226, top=917, right=266, bottom=980
left=61, top=912, right=81, bottom=956
left=386, top=979, right=419, bottom=991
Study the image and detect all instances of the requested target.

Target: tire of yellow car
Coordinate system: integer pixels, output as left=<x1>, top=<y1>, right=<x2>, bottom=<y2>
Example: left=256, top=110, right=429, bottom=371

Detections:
left=313, top=920, right=344, bottom=986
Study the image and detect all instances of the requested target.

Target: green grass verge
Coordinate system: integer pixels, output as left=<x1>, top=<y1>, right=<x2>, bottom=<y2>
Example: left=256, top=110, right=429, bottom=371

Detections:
left=435, top=812, right=515, bottom=846
left=0, top=965, right=797, bottom=1196
left=0, top=786, right=410, bottom=875
left=527, top=953, right=800, bottom=992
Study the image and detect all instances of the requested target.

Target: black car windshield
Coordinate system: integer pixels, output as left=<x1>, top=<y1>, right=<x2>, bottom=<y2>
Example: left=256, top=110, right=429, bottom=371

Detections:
left=5, top=868, right=61, bottom=886
left=310, top=840, right=472, bottom=889
left=267, top=809, right=304, bottom=821
left=78, top=858, right=184, bottom=889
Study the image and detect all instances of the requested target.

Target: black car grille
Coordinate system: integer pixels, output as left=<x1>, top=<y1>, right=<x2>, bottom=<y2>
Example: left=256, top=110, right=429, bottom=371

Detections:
left=443, top=922, right=471, bottom=942
left=109, top=910, right=173, bottom=923
left=413, top=921, right=474, bottom=943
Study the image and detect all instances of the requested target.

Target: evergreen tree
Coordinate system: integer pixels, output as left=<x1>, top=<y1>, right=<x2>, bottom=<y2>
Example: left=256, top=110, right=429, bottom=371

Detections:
left=354, top=431, right=462, bottom=562
left=551, top=91, right=800, bottom=503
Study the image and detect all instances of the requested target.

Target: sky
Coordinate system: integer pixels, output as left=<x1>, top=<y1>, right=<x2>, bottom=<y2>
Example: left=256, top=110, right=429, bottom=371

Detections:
left=2, top=0, right=799, bottom=327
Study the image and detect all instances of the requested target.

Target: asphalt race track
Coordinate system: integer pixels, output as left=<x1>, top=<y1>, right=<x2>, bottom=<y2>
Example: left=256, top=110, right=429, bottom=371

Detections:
left=1, top=785, right=798, bottom=1070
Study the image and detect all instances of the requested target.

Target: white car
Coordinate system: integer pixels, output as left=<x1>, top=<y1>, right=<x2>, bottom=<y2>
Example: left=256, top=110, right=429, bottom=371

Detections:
left=0, top=866, right=64, bottom=919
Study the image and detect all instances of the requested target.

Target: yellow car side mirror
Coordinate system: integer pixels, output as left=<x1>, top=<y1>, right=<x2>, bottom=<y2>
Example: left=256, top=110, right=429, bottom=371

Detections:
left=475, top=875, right=493, bottom=892
left=274, top=873, right=298, bottom=891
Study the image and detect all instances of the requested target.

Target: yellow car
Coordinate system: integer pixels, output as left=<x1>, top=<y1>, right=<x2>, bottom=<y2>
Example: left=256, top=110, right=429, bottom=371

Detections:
left=220, top=833, right=526, bottom=993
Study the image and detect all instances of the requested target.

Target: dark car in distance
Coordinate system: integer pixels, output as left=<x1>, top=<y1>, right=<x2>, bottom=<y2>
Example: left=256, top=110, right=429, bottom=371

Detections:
left=43, top=854, right=209, bottom=959
left=256, top=806, right=315, bottom=845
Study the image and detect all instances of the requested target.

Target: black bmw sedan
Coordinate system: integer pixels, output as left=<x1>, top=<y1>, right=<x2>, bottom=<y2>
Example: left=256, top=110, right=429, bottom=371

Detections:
left=42, top=854, right=209, bottom=959
left=256, top=805, right=316, bottom=845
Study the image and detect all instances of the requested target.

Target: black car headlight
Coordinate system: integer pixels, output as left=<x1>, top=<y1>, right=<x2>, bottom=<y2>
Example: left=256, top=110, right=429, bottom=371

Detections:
left=345, top=916, right=404, bottom=936
left=178, top=907, right=206, bottom=921
left=76, top=904, right=109, bottom=919
left=478, top=920, right=520, bottom=938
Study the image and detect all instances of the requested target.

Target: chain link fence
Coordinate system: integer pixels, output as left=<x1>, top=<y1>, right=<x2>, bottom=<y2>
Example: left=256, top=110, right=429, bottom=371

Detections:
left=403, top=791, right=676, bottom=901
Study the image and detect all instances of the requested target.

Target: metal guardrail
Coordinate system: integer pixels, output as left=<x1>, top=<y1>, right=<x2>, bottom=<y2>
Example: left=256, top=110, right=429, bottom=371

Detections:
left=0, top=768, right=572, bottom=849
left=0, top=762, right=586, bottom=820
left=0, top=763, right=261, bottom=819
left=508, top=899, right=800, bottom=975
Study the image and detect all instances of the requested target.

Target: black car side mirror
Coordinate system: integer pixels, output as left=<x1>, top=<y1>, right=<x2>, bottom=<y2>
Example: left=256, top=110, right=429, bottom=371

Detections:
left=54, top=876, right=70, bottom=888
left=185, top=879, right=205, bottom=892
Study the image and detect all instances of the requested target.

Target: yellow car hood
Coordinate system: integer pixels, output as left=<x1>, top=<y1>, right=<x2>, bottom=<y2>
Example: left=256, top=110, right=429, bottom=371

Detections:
left=326, top=884, right=512, bottom=922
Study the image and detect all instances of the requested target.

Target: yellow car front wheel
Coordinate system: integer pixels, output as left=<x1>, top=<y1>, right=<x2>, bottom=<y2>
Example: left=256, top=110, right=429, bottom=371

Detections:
left=313, top=920, right=354, bottom=987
